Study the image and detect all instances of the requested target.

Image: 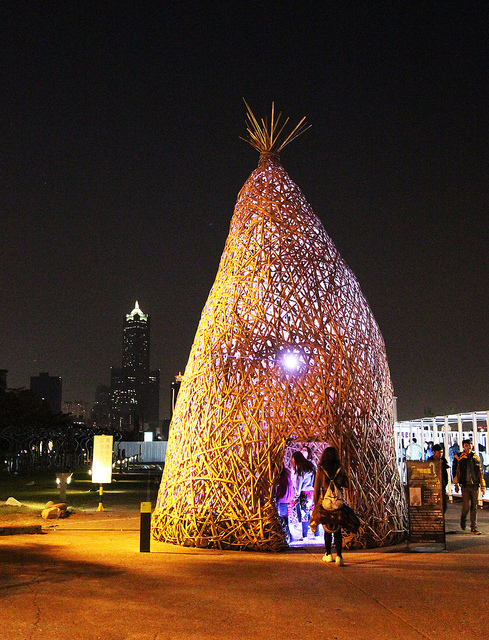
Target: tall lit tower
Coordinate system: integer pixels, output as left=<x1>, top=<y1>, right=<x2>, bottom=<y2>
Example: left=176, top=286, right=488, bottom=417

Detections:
left=122, top=302, right=150, bottom=373
left=110, top=302, right=160, bottom=437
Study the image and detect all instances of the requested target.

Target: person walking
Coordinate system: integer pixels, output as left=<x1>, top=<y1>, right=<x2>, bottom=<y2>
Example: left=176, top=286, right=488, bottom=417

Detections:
left=452, top=439, right=485, bottom=534
left=424, top=441, right=434, bottom=461
left=448, top=440, right=460, bottom=467
left=291, top=451, right=316, bottom=540
left=313, top=446, right=349, bottom=565
left=405, top=437, right=423, bottom=461
left=427, top=444, right=449, bottom=513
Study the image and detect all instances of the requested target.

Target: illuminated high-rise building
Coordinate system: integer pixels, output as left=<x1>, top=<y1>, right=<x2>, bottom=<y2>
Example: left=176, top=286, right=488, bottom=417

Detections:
left=110, top=301, right=160, bottom=437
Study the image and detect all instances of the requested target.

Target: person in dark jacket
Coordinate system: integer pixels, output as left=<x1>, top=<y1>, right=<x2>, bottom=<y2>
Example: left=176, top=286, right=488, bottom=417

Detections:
left=452, top=440, right=485, bottom=534
left=275, top=464, right=293, bottom=542
left=427, top=444, right=449, bottom=513
left=313, top=446, right=349, bottom=565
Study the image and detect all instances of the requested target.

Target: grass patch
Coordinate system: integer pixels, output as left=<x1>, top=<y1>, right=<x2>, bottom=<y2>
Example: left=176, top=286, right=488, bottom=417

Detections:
left=0, top=466, right=162, bottom=526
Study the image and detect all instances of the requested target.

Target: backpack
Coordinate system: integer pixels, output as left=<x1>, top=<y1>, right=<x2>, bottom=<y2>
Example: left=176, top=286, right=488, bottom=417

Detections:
left=321, top=468, right=344, bottom=511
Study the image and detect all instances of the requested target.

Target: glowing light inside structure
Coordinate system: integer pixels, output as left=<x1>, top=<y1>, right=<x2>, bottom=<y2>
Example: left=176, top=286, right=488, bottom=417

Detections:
left=277, top=346, right=308, bottom=375
left=283, top=353, right=299, bottom=371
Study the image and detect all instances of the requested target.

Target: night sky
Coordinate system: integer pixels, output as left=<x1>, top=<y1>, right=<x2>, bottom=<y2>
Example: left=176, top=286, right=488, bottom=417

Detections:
left=1, top=2, right=488, bottom=421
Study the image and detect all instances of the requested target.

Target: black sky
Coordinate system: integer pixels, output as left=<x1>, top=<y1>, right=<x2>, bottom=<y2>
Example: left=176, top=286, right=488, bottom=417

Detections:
left=1, top=1, right=488, bottom=420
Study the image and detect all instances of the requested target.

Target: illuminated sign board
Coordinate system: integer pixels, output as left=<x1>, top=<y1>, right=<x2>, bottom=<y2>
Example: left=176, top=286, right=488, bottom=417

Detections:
left=92, top=435, right=113, bottom=484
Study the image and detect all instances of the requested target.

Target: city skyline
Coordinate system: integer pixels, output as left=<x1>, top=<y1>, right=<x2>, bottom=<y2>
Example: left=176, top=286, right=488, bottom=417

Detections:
left=1, top=4, right=488, bottom=420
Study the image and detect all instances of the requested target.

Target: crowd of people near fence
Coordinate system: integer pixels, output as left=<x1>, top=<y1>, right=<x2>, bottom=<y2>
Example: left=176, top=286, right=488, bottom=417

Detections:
left=401, top=435, right=489, bottom=485
left=402, top=436, right=487, bottom=534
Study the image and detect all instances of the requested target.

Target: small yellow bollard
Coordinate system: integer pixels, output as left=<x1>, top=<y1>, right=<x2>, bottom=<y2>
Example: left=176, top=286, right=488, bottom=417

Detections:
left=97, top=484, right=104, bottom=512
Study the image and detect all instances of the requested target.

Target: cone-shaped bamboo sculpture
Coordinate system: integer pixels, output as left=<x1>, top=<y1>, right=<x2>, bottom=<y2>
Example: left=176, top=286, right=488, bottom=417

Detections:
left=153, top=104, right=407, bottom=550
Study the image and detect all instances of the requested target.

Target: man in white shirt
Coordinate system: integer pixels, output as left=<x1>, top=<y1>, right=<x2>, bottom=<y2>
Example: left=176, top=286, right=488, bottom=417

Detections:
left=405, top=437, right=423, bottom=461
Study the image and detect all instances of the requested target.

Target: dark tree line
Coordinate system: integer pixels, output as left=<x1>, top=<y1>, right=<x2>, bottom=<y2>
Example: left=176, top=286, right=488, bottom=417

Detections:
left=0, top=388, right=120, bottom=474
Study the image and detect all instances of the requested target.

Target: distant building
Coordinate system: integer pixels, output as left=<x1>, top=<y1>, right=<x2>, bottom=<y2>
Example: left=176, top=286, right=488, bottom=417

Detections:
left=170, top=372, right=184, bottom=417
left=160, top=418, right=171, bottom=441
left=30, top=372, right=62, bottom=414
left=62, top=400, right=91, bottom=423
left=110, top=301, right=160, bottom=438
left=91, top=384, right=111, bottom=429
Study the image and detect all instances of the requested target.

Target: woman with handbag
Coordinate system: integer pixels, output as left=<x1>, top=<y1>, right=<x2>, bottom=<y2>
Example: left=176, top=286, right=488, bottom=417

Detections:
left=313, top=446, right=349, bottom=565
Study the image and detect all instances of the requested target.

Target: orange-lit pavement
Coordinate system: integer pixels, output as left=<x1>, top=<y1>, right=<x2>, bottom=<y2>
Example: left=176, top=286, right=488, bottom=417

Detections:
left=1, top=503, right=488, bottom=640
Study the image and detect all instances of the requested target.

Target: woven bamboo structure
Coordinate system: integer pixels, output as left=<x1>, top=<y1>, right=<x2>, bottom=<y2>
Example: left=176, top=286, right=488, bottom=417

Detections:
left=153, top=104, right=407, bottom=550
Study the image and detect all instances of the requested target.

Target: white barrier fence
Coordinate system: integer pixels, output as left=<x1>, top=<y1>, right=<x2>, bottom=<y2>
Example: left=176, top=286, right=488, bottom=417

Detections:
left=115, top=441, right=167, bottom=463
left=395, top=410, right=489, bottom=462
left=395, top=410, right=489, bottom=499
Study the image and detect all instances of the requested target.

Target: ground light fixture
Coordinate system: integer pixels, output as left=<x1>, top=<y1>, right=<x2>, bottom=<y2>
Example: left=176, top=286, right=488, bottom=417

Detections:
left=55, top=472, right=72, bottom=502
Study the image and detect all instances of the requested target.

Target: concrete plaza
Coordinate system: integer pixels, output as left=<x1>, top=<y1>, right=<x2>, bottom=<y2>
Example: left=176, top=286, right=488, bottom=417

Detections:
left=1, top=502, right=488, bottom=640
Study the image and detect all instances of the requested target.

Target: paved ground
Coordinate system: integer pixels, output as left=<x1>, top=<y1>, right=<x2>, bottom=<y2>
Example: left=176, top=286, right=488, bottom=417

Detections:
left=1, top=502, right=489, bottom=640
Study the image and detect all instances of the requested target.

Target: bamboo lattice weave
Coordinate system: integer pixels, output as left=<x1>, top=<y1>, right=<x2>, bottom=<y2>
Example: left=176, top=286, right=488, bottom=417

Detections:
left=152, top=154, right=407, bottom=550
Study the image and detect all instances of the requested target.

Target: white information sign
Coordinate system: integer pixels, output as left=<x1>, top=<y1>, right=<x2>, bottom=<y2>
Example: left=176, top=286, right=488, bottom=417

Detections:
left=92, top=435, right=113, bottom=484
